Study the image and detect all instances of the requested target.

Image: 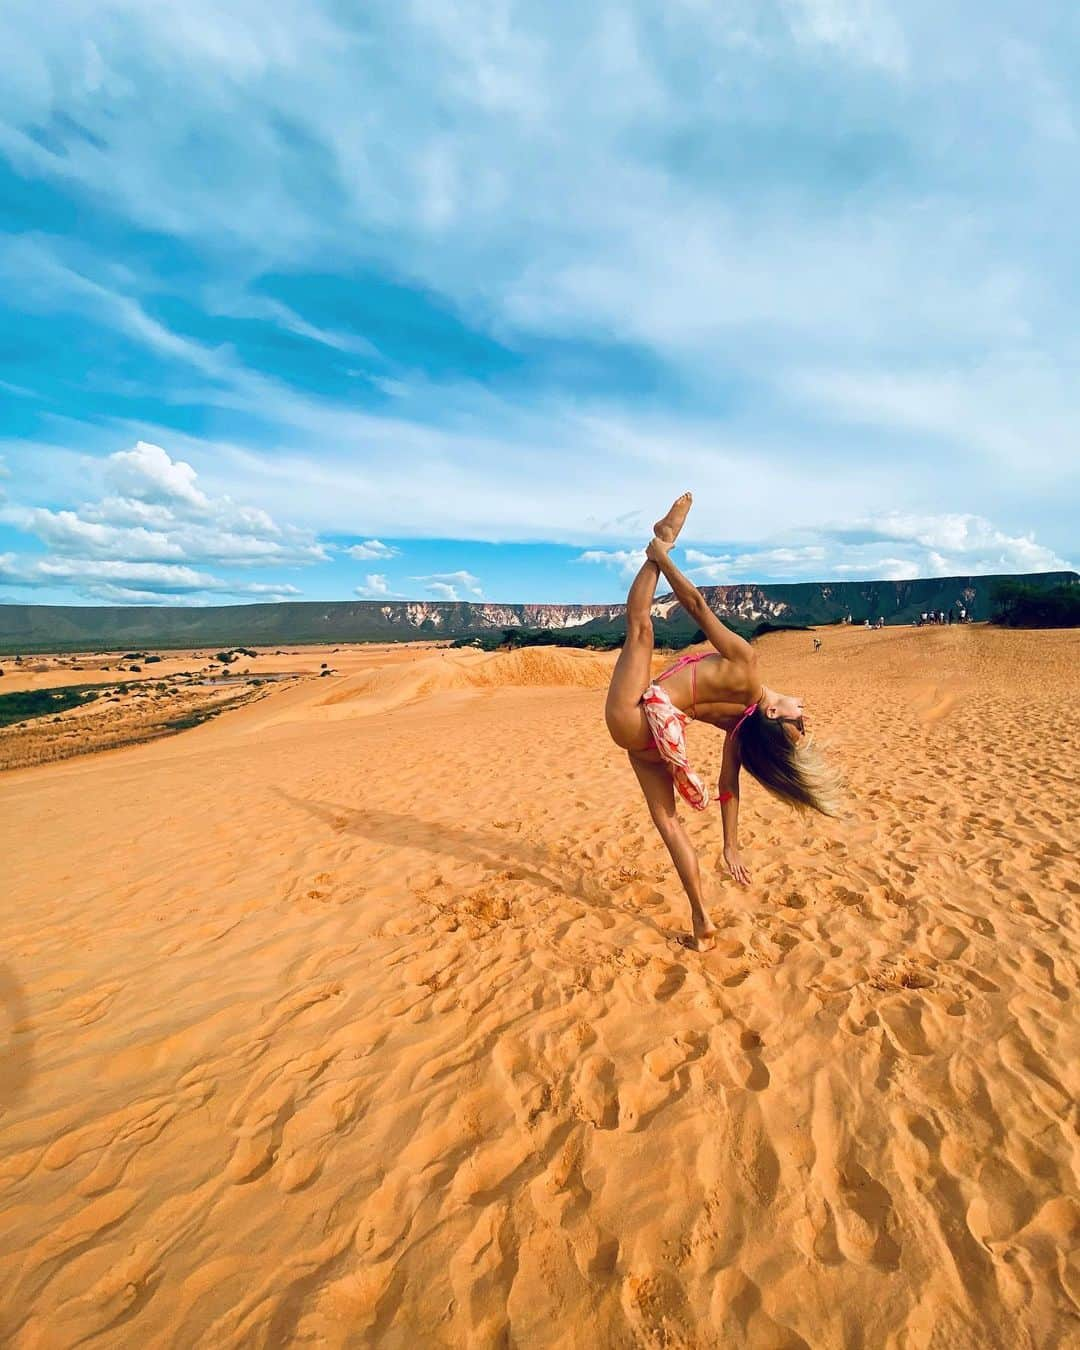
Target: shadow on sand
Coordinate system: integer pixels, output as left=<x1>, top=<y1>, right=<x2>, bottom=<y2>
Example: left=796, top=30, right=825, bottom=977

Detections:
left=273, top=787, right=676, bottom=945
left=0, top=964, right=33, bottom=1108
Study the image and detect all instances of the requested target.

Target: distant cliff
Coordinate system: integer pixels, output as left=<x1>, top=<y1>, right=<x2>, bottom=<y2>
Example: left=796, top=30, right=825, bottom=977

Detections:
left=0, top=572, right=1074, bottom=653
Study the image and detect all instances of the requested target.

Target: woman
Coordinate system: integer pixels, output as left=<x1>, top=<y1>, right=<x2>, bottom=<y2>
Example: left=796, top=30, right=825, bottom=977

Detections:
left=604, top=494, right=839, bottom=951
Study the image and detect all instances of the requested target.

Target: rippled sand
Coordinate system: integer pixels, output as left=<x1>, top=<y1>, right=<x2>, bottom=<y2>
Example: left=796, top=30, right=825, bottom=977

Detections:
left=1, top=626, right=1077, bottom=1348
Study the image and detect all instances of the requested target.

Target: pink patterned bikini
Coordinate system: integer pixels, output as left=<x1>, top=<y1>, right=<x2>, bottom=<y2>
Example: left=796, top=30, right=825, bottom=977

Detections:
left=639, top=653, right=757, bottom=811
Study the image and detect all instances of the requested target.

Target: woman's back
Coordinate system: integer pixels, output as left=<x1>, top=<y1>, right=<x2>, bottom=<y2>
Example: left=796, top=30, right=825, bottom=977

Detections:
left=656, top=651, right=760, bottom=726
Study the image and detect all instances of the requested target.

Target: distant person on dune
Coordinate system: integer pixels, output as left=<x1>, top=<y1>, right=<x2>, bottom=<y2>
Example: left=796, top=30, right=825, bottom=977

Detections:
left=604, top=494, right=840, bottom=952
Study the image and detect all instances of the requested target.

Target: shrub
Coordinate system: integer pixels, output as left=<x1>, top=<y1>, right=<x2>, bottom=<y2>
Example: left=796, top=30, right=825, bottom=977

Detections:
left=0, top=685, right=100, bottom=727
left=990, top=581, right=1080, bottom=628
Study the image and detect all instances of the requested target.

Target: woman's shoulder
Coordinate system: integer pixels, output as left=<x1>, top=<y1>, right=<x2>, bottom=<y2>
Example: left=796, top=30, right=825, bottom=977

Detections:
left=699, top=651, right=756, bottom=696
left=703, top=648, right=758, bottom=679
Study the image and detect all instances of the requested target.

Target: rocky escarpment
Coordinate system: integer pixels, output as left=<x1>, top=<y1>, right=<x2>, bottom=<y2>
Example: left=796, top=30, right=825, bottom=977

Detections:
left=379, top=602, right=625, bottom=631
left=0, top=572, right=1074, bottom=652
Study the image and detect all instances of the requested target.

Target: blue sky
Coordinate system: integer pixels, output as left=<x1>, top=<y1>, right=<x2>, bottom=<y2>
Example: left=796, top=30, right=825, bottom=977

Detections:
left=0, top=0, right=1076, bottom=606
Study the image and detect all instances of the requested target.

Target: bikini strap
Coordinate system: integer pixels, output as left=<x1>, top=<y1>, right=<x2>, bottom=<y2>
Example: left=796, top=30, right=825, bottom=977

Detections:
left=656, top=653, right=691, bottom=682
left=656, top=651, right=709, bottom=683
left=731, top=701, right=757, bottom=737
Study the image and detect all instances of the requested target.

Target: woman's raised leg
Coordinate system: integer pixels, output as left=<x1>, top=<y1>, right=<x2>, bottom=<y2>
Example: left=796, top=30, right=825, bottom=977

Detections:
left=604, top=558, right=662, bottom=748
left=604, top=493, right=693, bottom=749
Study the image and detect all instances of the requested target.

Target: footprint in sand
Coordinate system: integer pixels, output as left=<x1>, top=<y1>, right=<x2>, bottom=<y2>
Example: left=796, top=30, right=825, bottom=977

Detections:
left=622, top=1268, right=695, bottom=1348
left=493, top=1036, right=551, bottom=1127
left=572, top=1054, right=620, bottom=1129
left=708, top=1024, right=771, bottom=1092
left=879, top=998, right=937, bottom=1057
left=643, top=962, right=686, bottom=1002
left=642, top=1032, right=706, bottom=1082
left=809, top=1069, right=901, bottom=1271
left=927, top=924, right=969, bottom=960
left=1017, top=945, right=1068, bottom=1001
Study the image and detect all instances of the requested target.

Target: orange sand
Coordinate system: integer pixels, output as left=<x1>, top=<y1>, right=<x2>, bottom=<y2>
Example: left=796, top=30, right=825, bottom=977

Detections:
left=1, top=626, right=1078, bottom=1348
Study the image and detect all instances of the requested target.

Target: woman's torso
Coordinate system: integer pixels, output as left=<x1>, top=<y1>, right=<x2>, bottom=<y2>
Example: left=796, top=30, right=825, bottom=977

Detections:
left=654, top=652, right=760, bottom=729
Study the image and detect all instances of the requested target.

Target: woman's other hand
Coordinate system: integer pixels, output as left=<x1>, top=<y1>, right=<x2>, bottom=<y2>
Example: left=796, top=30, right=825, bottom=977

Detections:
left=723, top=847, right=751, bottom=886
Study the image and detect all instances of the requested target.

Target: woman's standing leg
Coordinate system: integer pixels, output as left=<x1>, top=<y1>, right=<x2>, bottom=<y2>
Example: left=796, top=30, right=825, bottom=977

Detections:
left=629, top=754, right=716, bottom=951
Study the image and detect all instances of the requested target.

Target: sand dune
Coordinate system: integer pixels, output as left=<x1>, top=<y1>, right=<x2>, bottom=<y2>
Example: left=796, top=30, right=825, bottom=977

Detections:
left=259, top=647, right=616, bottom=727
left=1, top=625, right=1078, bottom=1348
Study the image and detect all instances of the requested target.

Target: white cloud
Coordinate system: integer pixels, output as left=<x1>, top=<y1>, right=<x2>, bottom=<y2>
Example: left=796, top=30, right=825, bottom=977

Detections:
left=677, top=513, right=1073, bottom=585
left=354, top=572, right=398, bottom=597
left=412, top=569, right=484, bottom=599
left=78, top=583, right=299, bottom=606
left=783, top=0, right=908, bottom=73
left=684, top=549, right=732, bottom=566
left=208, top=293, right=382, bottom=358
left=785, top=357, right=1079, bottom=481
left=0, top=553, right=303, bottom=597
left=106, top=440, right=209, bottom=508
left=0, top=440, right=327, bottom=601
left=2, top=442, right=327, bottom=567
left=832, top=556, right=922, bottom=580
left=424, top=582, right=461, bottom=601
left=859, top=511, right=1072, bottom=575
left=575, top=548, right=647, bottom=580
left=346, top=539, right=399, bottom=561
left=683, top=561, right=732, bottom=583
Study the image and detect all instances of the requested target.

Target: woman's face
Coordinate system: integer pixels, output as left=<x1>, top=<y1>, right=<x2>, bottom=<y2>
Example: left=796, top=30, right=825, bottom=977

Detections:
left=769, top=692, right=806, bottom=741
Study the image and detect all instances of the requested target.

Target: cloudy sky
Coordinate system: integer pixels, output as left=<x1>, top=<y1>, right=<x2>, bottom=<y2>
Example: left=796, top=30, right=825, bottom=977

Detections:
left=0, top=0, right=1076, bottom=606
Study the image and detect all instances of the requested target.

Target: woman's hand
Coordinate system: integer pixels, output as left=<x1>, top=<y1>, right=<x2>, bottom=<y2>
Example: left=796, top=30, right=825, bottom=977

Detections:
left=723, top=846, right=752, bottom=886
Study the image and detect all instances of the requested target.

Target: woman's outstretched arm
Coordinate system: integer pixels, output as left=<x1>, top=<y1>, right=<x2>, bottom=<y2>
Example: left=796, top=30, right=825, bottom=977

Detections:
left=718, top=732, right=751, bottom=886
left=645, top=540, right=753, bottom=663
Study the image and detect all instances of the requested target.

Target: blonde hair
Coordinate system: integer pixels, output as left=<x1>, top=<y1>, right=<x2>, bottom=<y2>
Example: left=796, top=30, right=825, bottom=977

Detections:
left=737, top=713, right=842, bottom=817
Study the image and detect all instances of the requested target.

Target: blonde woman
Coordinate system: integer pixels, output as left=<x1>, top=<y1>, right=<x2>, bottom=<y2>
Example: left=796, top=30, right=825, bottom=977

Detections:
left=604, top=494, right=839, bottom=951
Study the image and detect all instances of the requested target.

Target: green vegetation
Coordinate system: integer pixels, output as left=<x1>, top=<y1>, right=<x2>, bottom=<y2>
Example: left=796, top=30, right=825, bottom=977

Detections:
left=452, top=628, right=627, bottom=652
left=751, top=621, right=813, bottom=638
left=990, top=580, right=1080, bottom=628
left=0, top=684, right=100, bottom=728
left=162, top=694, right=248, bottom=735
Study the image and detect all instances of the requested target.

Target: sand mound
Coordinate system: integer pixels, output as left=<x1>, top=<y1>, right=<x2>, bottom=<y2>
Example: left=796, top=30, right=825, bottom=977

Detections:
left=1, top=625, right=1078, bottom=1347
left=263, top=647, right=618, bottom=726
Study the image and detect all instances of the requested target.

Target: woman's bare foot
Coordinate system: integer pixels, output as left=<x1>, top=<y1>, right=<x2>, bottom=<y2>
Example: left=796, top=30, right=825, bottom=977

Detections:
left=653, top=492, right=693, bottom=546
left=691, top=914, right=717, bottom=953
